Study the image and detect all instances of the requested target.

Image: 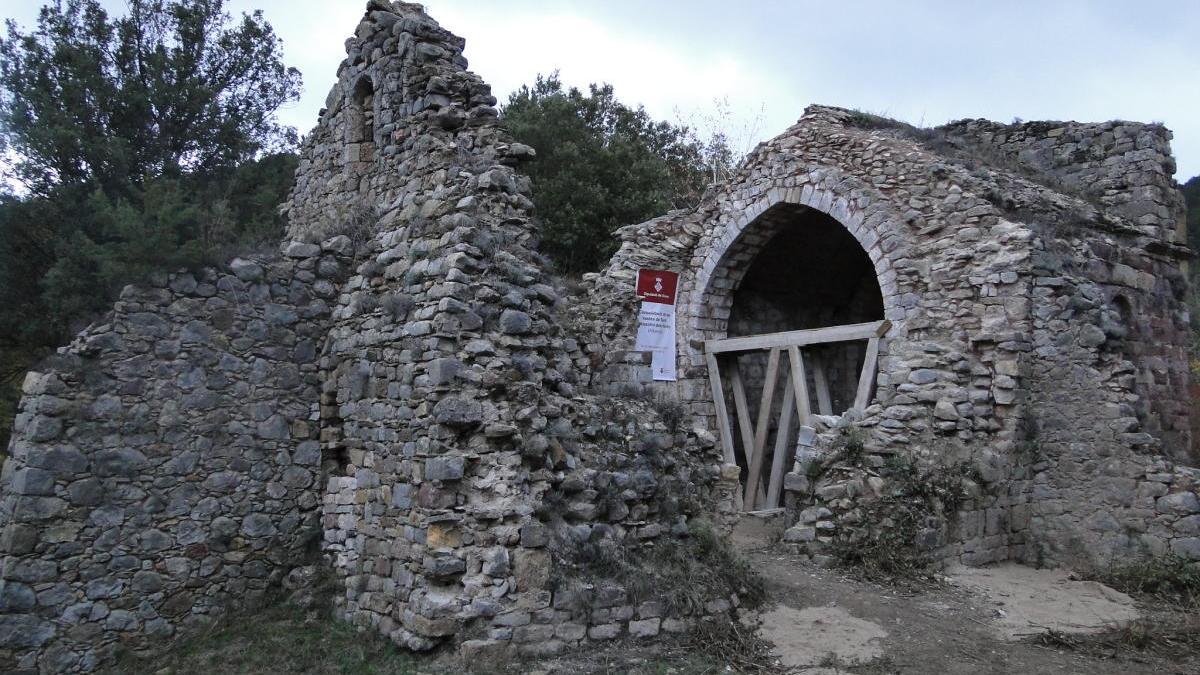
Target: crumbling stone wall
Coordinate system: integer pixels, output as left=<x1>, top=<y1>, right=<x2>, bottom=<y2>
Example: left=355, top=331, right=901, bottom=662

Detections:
left=282, top=1, right=513, bottom=244
left=284, top=0, right=743, bottom=661
left=936, top=117, right=1187, bottom=242
left=1019, top=216, right=1197, bottom=560
left=0, top=245, right=347, bottom=672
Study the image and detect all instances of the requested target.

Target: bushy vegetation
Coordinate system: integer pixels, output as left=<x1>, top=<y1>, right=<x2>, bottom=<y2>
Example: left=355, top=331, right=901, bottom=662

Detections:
left=105, top=586, right=420, bottom=675
left=1183, top=177, right=1200, bottom=375
left=1183, top=177, right=1199, bottom=254
left=500, top=73, right=729, bottom=274
left=812, top=430, right=975, bottom=580
left=558, top=520, right=767, bottom=614
left=1090, top=552, right=1200, bottom=608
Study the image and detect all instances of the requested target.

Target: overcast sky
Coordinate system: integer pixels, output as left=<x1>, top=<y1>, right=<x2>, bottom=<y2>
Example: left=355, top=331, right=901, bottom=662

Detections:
left=2, top=0, right=1198, bottom=179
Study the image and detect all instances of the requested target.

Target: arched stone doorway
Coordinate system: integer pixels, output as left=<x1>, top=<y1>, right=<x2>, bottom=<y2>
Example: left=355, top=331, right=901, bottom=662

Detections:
left=729, top=204, right=884, bottom=415
left=690, top=199, right=890, bottom=511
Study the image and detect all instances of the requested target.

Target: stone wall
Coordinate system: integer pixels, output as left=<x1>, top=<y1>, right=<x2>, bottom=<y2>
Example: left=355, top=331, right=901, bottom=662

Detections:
left=282, top=1, right=517, bottom=245
left=1018, top=216, right=1198, bottom=561
left=0, top=1, right=1196, bottom=671
left=937, top=117, right=1186, bottom=242
left=1, top=3, right=747, bottom=669
left=279, top=0, right=744, bottom=660
left=0, top=244, right=348, bottom=673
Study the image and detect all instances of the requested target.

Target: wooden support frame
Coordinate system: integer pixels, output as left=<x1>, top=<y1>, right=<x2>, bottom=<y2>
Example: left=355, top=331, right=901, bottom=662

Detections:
left=704, top=320, right=891, bottom=512
left=704, top=320, right=889, bottom=355
left=853, top=337, right=881, bottom=412
left=765, top=379, right=795, bottom=509
left=705, top=352, right=735, bottom=464
left=786, top=346, right=812, bottom=425
left=742, top=348, right=781, bottom=508
left=811, top=354, right=833, bottom=416
left=728, top=359, right=757, bottom=468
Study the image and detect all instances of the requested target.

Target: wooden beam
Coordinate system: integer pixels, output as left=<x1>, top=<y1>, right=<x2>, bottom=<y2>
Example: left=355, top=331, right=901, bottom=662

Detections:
left=853, top=337, right=881, bottom=412
left=705, top=351, right=736, bottom=464
left=743, top=348, right=781, bottom=509
left=765, top=379, right=795, bottom=509
left=811, top=353, right=833, bottom=416
left=787, top=346, right=812, bottom=426
left=727, top=358, right=757, bottom=471
left=705, top=320, right=890, bottom=355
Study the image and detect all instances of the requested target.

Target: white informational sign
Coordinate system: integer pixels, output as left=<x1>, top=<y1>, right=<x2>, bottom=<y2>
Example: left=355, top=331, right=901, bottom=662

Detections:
left=635, top=302, right=677, bottom=380
left=634, top=269, right=679, bottom=381
left=650, top=340, right=677, bottom=381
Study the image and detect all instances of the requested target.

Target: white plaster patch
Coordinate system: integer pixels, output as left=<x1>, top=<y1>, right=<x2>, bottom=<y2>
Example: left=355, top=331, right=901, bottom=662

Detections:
left=759, top=605, right=887, bottom=668
left=948, top=564, right=1140, bottom=639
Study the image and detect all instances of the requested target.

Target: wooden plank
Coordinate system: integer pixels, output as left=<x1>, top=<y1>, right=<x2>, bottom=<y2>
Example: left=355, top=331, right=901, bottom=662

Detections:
left=853, top=337, right=881, bottom=412
left=705, top=320, right=890, bottom=355
left=705, top=352, right=736, bottom=464
left=765, top=378, right=795, bottom=509
left=811, top=353, right=833, bottom=416
left=743, top=348, right=781, bottom=509
left=787, top=346, right=812, bottom=426
left=727, top=358, right=757, bottom=471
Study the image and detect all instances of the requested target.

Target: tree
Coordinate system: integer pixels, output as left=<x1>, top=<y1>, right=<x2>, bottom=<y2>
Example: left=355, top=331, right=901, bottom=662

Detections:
left=0, top=1, right=301, bottom=454
left=501, top=74, right=712, bottom=274
left=0, top=0, right=301, bottom=195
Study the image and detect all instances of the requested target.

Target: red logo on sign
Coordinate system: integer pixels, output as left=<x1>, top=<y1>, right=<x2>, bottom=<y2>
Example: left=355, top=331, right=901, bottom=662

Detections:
left=636, top=269, right=679, bottom=305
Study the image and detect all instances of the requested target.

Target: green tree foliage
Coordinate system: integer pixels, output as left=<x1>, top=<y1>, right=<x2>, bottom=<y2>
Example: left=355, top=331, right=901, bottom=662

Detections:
left=0, top=0, right=301, bottom=195
left=0, top=154, right=298, bottom=452
left=501, top=74, right=713, bottom=274
left=0, top=0, right=301, bottom=452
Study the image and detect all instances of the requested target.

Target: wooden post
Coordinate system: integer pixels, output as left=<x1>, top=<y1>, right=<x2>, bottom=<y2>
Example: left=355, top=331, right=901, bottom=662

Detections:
left=743, top=348, right=781, bottom=509
left=853, top=337, right=881, bottom=412
left=786, top=346, right=812, bottom=426
left=705, top=352, right=736, bottom=464
left=728, top=358, right=758, bottom=470
left=811, top=353, right=833, bottom=416
left=765, top=379, right=795, bottom=509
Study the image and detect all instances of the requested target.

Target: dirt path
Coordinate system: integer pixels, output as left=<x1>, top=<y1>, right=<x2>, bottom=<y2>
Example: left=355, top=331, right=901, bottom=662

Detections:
left=748, top=548, right=1196, bottom=674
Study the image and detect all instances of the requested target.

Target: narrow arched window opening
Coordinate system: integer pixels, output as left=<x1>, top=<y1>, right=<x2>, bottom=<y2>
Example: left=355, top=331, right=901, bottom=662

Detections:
left=347, top=77, right=376, bottom=166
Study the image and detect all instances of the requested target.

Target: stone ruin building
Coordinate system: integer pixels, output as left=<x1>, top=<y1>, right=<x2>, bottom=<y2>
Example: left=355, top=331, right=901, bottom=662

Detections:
left=1, top=1, right=1197, bottom=672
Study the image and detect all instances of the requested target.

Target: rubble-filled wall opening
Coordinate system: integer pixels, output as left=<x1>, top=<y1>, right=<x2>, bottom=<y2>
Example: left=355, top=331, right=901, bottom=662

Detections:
left=347, top=77, right=376, bottom=167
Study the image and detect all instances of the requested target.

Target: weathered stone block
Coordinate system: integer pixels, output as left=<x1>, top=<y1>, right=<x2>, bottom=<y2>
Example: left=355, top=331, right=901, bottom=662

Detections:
left=587, top=623, right=621, bottom=640
left=1157, top=492, right=1200, bottom=515
left=432, top=397, right=483, bottom=428
left=629, top=618, right=661, bottom=638
left=498, top=309, right=532, bottom=335
left=425, top=456, right=464, bottom=481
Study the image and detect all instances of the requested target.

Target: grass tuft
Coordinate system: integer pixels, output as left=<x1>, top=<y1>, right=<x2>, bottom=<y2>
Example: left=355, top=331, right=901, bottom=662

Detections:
left=104, top=582, right=422, bottom=675
left=1088, top=553, right=1200, bottom=608
left=559, top=520, right=768, bottom=615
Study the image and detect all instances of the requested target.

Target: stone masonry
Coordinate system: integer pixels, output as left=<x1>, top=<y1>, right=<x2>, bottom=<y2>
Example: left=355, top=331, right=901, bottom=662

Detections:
left=1, top=3, right=740, bottom=672
left=585, top=106, right=1196, bottom=566
left=0, top=1, right=1196, bottom=673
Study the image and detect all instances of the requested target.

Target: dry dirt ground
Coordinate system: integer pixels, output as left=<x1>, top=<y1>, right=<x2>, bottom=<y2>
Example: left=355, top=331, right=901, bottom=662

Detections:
left=744, top=549, right=1188, bottom=675
left=110, top=543, right=1200, bottom=675
left=526, top=547, right=1200, bottom=675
